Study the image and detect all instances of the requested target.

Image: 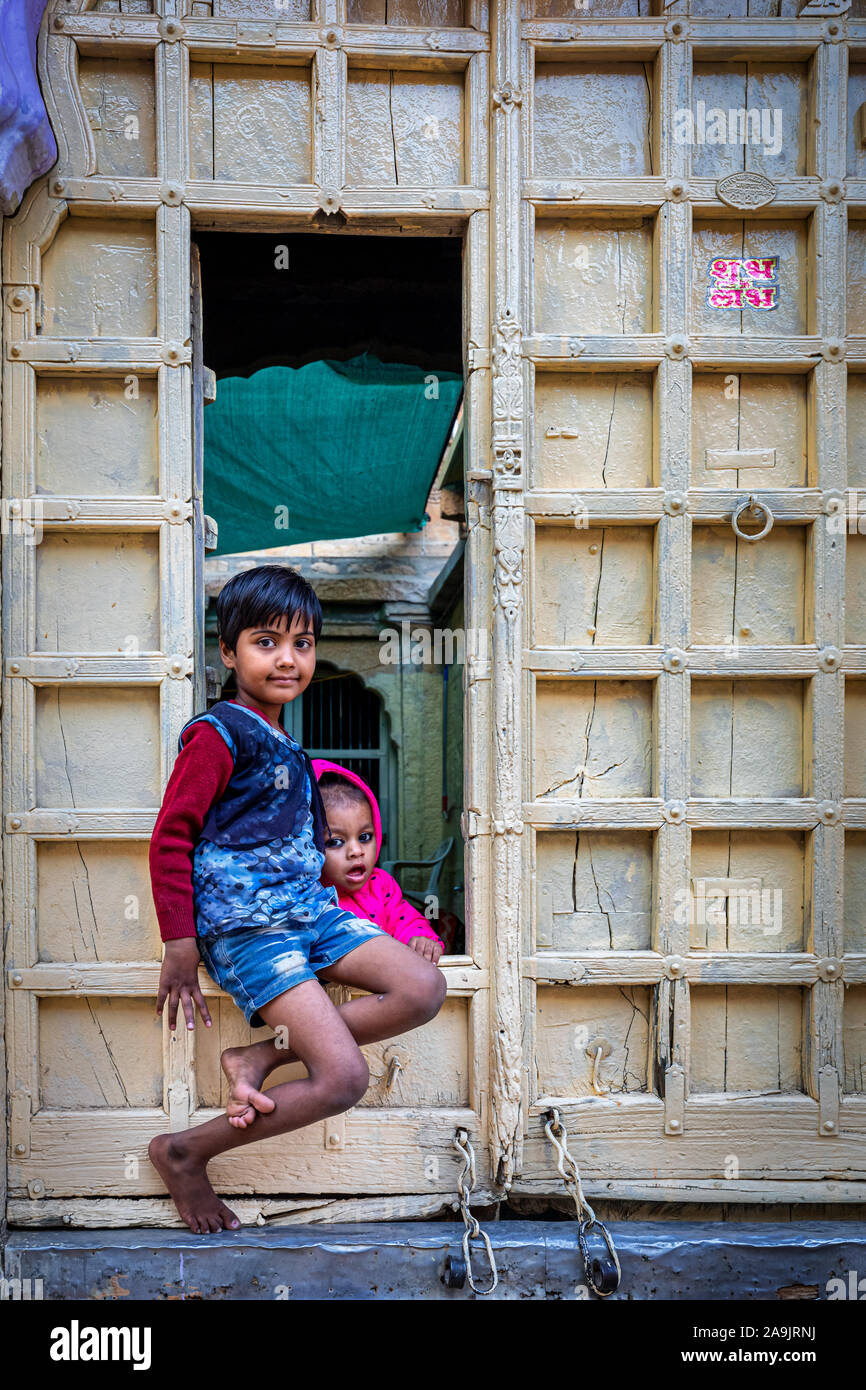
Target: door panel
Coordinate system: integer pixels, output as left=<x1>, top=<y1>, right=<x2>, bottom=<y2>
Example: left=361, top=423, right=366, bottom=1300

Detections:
left=518, top=3, right=865, bottom=1201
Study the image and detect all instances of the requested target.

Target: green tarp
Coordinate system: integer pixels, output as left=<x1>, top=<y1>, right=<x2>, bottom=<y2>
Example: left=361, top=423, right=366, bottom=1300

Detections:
left=204, top=352, right=463, bottom=556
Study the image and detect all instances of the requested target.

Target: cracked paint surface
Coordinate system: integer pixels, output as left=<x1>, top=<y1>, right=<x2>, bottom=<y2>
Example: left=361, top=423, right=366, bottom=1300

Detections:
left=534, top=61, right=655, bottom=178
left=535, top=526, right=653, bottom=647
left=534, top=372, right=654, bottom=491
left=534, top=218, right=653, bottom=337
left=537, top=830, right=653, bottom=952
left=536, top=679, right=653, bottom=800
left=536, top=986, right=651, bottom=1097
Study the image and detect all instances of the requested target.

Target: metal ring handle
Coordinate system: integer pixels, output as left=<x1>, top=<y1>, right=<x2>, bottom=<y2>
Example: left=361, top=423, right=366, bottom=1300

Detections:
left=462, top=1225, right=498, bottom=1295
left=578, top=1218, right=622, bottom=1298
left=731, top=494, right=773, bottom=542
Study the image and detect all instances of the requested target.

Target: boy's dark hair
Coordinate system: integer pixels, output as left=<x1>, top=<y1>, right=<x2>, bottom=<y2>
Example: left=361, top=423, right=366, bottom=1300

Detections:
left=216, top=565, right=322, bottom=652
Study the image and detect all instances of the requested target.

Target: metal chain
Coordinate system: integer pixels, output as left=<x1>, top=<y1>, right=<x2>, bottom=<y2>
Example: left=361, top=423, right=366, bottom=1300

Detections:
left=544, top=1108, right=622, bottom=1298
left=452, top=1128, right=498, bottom=1294
left=543, top=1108, right=596, bottom=1222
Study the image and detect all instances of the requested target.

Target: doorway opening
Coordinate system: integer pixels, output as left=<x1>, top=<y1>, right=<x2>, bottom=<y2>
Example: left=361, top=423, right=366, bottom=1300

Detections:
left=194, top=231, right=467, bottom=951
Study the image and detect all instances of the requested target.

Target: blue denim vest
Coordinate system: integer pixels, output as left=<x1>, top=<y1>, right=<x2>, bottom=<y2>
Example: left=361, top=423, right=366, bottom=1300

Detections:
left=177, top=699, right=330, bottom=852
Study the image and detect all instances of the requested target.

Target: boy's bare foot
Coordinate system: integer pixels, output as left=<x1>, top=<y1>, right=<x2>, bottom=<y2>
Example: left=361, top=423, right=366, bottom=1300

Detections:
left=148, top=1134, right=241, bottom=1234
left=221, top=1045, right=277, bottom=1129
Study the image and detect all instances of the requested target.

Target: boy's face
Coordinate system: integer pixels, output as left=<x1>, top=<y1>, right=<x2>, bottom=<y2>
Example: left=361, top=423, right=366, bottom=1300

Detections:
left=320, top=797, right=377, bottom=894
left=219, top=610, right=316, bottom=708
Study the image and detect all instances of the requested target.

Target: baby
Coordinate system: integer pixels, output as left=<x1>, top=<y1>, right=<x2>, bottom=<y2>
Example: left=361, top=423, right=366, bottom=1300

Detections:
left=313, top=760, right=445, bottom=964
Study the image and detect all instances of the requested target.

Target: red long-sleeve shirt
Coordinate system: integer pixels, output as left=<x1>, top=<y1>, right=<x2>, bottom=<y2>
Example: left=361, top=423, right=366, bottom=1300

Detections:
left=149, top=720, right=234, bottom=941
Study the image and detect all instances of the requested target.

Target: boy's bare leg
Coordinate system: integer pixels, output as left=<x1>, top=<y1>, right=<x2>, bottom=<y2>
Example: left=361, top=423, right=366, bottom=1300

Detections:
left=220, top=934, right=447, bottom=1126
left=149, top=978, right=375, bottom=1234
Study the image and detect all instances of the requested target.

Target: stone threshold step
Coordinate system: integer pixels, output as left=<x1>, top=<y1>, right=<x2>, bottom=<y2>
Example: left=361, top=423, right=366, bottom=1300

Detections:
left=4, top=1221, right=865, bottom=1300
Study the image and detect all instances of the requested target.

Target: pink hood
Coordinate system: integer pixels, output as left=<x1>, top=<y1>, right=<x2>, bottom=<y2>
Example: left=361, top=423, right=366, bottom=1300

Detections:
left=310, top=758, right=443, bottom=949
left=310, top=759, right=383, bottom=857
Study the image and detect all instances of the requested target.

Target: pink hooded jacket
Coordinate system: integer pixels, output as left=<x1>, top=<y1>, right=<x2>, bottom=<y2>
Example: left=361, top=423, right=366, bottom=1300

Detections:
left=311, top=759, right=445, bottom=949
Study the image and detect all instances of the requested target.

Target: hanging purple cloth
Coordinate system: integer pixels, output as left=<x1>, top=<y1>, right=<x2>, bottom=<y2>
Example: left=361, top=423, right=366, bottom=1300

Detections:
left=0, top=0, right=57, bottom=215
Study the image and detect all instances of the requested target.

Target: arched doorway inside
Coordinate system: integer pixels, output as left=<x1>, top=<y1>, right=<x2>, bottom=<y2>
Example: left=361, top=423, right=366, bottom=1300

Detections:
left=284, top=662, right=398, bottom=861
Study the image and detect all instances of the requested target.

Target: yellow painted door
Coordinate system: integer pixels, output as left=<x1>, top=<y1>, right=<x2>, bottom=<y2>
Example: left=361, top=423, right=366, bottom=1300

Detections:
left=510, top=0, right=865, bottom=1204
left=4, top=0, right=865, bottom=1227
left=3, top=0, right=492, bottom=1225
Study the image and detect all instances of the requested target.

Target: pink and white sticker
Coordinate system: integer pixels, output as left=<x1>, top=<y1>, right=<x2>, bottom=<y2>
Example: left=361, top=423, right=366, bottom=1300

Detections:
left=706, top=256, right=779, bottom=311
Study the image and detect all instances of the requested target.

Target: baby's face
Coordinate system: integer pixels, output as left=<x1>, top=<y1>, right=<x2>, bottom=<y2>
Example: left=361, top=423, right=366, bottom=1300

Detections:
left=321, top=797, right=377, bottom=894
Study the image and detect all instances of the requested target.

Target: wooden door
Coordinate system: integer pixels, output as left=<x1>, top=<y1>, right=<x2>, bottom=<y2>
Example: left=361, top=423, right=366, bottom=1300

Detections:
left=3, top=0, right=865, bottom=1229
left=3, top=0, right=493, bottom=1226
left=509, top=0, right=866, bottom=1205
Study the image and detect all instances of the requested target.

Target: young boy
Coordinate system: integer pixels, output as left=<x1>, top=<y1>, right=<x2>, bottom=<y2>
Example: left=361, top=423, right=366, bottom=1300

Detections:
left=313, top=760, right=446, bottom=964
left=148, top=565, right=447, bottom=1234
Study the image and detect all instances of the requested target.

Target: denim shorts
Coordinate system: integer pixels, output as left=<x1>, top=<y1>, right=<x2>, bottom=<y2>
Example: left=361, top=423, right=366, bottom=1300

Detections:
left=197, top=908, right=386, bottom=1028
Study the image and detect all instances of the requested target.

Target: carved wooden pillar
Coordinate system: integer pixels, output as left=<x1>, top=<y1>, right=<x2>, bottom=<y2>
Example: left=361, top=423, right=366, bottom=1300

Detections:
left=488, top=0, right=525, bottom=1189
